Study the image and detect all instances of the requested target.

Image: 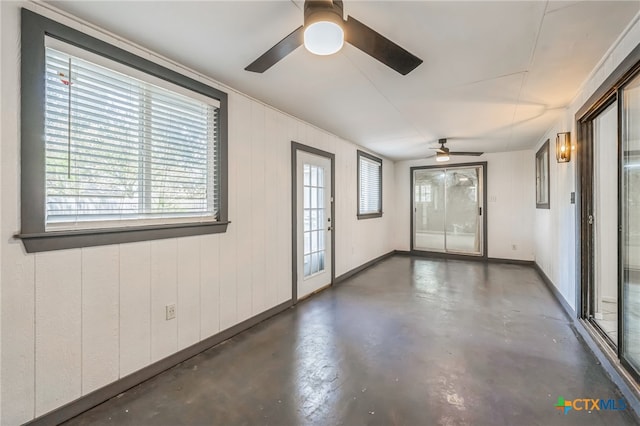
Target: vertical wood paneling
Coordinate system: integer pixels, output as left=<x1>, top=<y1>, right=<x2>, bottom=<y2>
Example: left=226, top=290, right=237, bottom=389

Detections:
left=81, top=246, right=119, bottom=394
left=177, top=237, right=201, bottom=350
left=150, top=239, right=178, bottom=362
left=1, top=244, right=35, bottom=425
left=251, top=102, right=267, bottom=314
left=264, top=108, right=279, bottom=309
left=218, top=93, right=239, bottom=330
left=1, top=5, right=35, bottom=422
left=119, top=241, right=151, bottom=377
left=200, top=234, right=220, bottom=339
left=235, top=96, right=254, bottom=322
left=35, top=250, right=82, bottom=416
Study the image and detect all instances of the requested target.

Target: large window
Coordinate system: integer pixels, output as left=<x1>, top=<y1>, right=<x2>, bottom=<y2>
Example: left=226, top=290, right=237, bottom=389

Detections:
left=19, top=10, right=228, bottom=252
left=357, top=150, right=383, bottom=219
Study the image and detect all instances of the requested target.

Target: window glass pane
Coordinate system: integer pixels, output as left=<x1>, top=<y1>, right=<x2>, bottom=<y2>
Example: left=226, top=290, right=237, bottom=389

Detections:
left=304, top=209, right=310, bottom=232
left=311, top=231, right=318, bottom=252
left=311, top=252, right=319, bottom=274
left=304, top=187, right=310, bottom=209
left=358, top=152, right=382, bottom=215
left=318, top=230, right=325, bottom=250
left=304, top=164, right=310, bottom=186
left=311, top=209, right=318, bottom=231
left=311, top=187, right=318, bottom=208
left=303, top=255, right=311, bottom=277
left=311, top=166, right=318, bottom=186
left=318, top=166, right=324, bottom=187
left=304, top=231, right=310, bottom=255
left=319, top=252, right=325, bottom=271
left=44, top=43, right=218, bottom=228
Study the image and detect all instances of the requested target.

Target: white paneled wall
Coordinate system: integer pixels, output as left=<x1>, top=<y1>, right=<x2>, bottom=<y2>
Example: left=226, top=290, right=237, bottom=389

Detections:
left=534, top=13, right=640, bottom=312
left=0, top=2, right=396, bottom=424
left=392, top=151, right=536, bottom=261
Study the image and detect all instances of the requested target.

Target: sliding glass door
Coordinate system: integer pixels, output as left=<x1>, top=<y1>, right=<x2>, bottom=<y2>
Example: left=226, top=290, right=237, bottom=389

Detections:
left=412, top=164, right=485, bottom=256
left=592, top=102, right=619, bottom=345
left=621, top=72, right=640, bottom=375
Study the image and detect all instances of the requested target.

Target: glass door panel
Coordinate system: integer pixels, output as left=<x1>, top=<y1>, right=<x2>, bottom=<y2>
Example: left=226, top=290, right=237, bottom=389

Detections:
left=414, top=169, right=446, bottom=251
left=445, top=168, right=481, bottom=254
left=593, top=102, right=619, bottom=345
left=413, top=165, right=484, bottom=256
left=622, top=73, right=640, bottom=371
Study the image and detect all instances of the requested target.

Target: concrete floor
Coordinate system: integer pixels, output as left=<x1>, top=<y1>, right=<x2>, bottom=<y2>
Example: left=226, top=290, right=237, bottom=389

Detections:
left=65, top=256, right=639, bottom=425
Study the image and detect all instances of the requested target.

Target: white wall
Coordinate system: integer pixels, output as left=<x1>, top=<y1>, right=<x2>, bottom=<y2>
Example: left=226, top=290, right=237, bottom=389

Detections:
left=393, top=150, right=535, bottom=261
left=0, top=2, right=396, bottom=424
left=534, top=13, right=640, bottom=312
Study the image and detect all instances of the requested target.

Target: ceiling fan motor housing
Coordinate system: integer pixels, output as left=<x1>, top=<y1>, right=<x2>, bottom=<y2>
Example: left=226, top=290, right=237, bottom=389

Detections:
left=304, top=1, right=344, bottom=27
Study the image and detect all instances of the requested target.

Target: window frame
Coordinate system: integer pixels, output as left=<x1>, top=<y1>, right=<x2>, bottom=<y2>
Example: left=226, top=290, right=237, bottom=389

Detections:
left=357, top=150, right=383, bottom=219
left=535, top=139, right=550, bottom=209
left=18, top=9, right=229, bottom=253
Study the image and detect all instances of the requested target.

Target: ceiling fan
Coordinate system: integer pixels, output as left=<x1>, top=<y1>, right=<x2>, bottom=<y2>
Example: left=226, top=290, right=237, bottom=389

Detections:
left=428, top=139, right=484, bottom=162
left=245, top=0, right=423, bottom=75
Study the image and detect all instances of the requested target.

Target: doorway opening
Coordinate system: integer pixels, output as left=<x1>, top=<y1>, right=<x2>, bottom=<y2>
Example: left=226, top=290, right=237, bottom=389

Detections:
left=410, top=162, right=487, bottom=258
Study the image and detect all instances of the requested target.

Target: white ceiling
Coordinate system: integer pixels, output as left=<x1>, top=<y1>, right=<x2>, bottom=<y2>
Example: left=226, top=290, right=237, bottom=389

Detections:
left=48, top=1, right=639, bottom=160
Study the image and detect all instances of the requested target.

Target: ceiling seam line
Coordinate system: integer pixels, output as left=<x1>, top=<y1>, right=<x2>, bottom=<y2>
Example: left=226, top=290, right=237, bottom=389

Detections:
left=507, top=0, right=548, bottom=151
left=341, top=50, right=429, bottom=145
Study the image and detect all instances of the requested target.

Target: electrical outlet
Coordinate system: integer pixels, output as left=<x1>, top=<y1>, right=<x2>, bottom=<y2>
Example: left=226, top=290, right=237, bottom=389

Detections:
left=166, top=304, right=176, bottom=320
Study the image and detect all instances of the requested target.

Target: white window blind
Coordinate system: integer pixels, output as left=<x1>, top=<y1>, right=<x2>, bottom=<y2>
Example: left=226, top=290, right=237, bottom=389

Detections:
left=358, top=154, right=382, bottom=215
left=44, top=38, right=220, bottom=229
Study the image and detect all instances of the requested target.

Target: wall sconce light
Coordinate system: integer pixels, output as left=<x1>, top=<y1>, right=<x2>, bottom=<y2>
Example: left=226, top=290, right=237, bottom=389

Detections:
left=556, top=132, right=571, bottom=163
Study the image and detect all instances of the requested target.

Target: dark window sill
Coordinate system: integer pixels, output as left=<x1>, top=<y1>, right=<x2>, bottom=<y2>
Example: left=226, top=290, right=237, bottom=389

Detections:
left=16, top=221, right=230, bottom=253
left=357, top=213, right=383, bottom=220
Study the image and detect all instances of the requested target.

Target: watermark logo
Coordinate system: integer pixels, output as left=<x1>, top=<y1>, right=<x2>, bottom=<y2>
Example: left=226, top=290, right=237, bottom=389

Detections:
left=555, top=396, right=627, bottom=414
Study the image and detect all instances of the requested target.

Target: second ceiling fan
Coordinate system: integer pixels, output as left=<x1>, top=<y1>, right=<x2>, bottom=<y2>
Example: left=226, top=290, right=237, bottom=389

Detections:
left=245, top=0, right=423, bottom=75
left=428, top=139, right=484, bottom=162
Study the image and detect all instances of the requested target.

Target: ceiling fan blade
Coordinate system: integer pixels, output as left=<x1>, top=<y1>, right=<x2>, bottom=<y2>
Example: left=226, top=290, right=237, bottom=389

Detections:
left=245, top=26, right=304, bottom=73
left=344, top=16, right=422, bottom=75
left=428, top=148, right=447, bottom=153
left=449, top=152, right=484, bottom=156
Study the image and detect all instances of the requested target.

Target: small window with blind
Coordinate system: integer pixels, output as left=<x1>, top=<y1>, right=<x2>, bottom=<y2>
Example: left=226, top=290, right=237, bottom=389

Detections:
left=19, top=10, right=228, bottom=252
left=357, top=150, right=383, bottom=219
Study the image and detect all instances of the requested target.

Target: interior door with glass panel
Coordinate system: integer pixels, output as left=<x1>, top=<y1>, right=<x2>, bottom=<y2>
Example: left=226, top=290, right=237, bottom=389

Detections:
left=297, top=151, right=332, bottom=299
left=413, top=165, right=484, bottom=256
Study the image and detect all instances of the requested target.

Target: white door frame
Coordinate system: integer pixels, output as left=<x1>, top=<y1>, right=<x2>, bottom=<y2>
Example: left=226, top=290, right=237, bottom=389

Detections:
left=291, top=142, right=335, bottom=302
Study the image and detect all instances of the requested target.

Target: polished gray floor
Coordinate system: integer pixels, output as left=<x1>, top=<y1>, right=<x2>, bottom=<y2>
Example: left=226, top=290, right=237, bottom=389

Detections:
left=65, top=256, right=639, bottom=425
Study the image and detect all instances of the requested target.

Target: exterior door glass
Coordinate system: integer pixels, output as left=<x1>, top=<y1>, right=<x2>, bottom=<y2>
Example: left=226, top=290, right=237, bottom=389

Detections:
left=445, top=168, right=481, bottom=254
left=593, top=102, right=619, bottom=345
left=622, top=73, right=640, bottom=371
left=413, top=165, right=483, bottom=256
left=414, top=169, right=445, bottom=252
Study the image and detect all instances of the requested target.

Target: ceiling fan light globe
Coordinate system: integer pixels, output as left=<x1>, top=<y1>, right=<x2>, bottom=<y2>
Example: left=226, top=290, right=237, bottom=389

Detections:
left=304, top=21, right=344, bottom=55
left=436, top=152, right=450, bottom=162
